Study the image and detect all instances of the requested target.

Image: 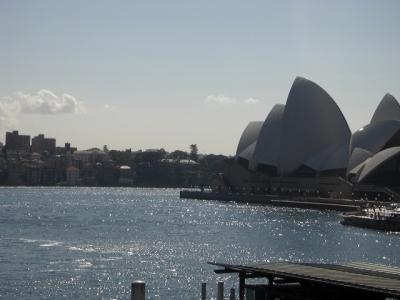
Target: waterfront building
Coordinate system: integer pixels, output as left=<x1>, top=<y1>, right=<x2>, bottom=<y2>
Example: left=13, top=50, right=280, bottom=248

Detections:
left=0, top=156, right=6, bottom=184
left=94, top=163, right=119, bottom=186
left=41, top=155, right=66, bottom=185
left=347, top=93, right=400, bottom=186
left=66, top=166, right=80, bottom=185
left=31, top=134, right=56, bottom=155
left=5, top=131, right=30, bottom=152
left=41, top=167, right=57, bottom=185
left=80, top=164, right=96, bottom=185
left=118, top=165, right=134, bottom=185
left=224, top=77, right=400, bottom=200
left=6, top=161, right=24, bottom=185
left=24, top=163, right=43, bottom=185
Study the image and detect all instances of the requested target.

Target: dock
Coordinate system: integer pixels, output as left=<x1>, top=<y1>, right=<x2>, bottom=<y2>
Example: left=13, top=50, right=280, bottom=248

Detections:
left=180, top=190, right=366, bottom=211
left=211, top=261, right=400, bottom=300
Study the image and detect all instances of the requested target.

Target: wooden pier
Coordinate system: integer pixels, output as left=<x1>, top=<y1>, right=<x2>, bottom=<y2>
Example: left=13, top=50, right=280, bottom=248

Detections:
left=211, top=261, right=400, bottom=300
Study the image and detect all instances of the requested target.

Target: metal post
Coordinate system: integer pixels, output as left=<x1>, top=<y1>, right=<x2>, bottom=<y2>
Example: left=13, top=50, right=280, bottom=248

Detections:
left=201, top=282, right=207, bottom=300
left=131, top=281, right=145, bottom=300
left=217, top=281, right=224, bottom=300
left=230, top=287, right=235, bottom=300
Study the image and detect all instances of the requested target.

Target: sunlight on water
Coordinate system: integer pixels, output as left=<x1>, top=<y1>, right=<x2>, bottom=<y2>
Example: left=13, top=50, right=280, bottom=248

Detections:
left=1, top=187, right=400, bottom=299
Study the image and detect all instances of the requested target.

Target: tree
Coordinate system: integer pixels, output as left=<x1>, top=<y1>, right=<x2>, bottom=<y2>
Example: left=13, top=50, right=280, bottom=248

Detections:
left=103, top=145, right=109, bottom=153
left=189, top=144, right=198, bottom=162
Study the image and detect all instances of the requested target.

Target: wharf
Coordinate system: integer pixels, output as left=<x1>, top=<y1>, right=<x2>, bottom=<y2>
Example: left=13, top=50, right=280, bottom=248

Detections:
left=211, top=261, right=400, bottom=300
left=180, top=190, right=364, bottom=211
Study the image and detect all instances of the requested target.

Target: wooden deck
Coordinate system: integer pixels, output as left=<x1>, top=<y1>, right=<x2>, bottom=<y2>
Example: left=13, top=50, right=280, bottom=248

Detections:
left=211, top=261, right=400, bottom=299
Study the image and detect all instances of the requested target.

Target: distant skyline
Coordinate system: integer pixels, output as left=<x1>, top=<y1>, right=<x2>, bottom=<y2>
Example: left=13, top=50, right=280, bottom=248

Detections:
left=1, top=0, right=400, bottom=155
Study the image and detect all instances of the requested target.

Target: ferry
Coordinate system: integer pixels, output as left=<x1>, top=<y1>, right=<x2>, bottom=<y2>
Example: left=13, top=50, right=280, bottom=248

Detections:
left=341, top=205, right=400, bottom=231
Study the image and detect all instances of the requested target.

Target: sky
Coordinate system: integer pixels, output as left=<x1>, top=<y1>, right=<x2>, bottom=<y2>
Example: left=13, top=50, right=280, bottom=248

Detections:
left=0, top=0, right=400, bottom=155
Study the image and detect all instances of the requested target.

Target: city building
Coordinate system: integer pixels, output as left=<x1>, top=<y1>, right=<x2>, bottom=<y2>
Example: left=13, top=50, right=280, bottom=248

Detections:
left=73, top=148, right=108, bottom=164
left=118, top=165, right=134, bottom=185
left=56, top=142, right=77, bottom=155
left=31, top=134, right=56, bottom=155
left=5, top=131, right=30, bottom=152
left=66, top=166, right=80, bottom=185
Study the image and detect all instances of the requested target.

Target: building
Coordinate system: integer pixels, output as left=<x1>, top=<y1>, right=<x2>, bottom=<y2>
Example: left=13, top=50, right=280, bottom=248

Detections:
left=66, top=166, right=80, bottom=185
left=236, top=77, right=350, bottom=177
left=223, top=77, right=400, bottom=200
left=347, top=93, right=400, bottom=186
left=118, top=165, right=134, bottom=185
left=73, top=148, right=108, bottom=164
left=5, top=131, right=30, bottom=152
left=24, top=163, right=43, bottom=185
left=56, top=142, right=77, bottom=155
left=31, top=134, right=56, bottom=155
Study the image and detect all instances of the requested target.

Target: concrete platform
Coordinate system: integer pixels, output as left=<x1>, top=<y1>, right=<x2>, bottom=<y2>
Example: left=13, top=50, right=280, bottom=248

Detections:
left=180, top=190, right=361, bottom=211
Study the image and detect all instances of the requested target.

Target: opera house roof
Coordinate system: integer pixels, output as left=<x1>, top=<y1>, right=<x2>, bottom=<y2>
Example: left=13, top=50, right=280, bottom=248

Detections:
left=235, top=77, right=400, bottom=185
left=348, top=93, right=400, bottom=184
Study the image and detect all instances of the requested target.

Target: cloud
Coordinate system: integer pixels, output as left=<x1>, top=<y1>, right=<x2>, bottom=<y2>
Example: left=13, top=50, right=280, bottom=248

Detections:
left=243, top=97, right=260, bottom=105
left=16, top=89, right=86, bottom=114
left=104, top=104, right=117, bottom=111
left=204, top=94, right=237, bottom=105
left=0, top=97, right=20, bottom=131
left=204, top=94, right=261, bottom=106
left=0, top=89, right=86, bottom=132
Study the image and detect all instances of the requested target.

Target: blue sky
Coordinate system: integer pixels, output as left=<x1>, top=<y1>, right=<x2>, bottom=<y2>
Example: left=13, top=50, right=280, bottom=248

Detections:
left=1, top=0, right=400, bottom=154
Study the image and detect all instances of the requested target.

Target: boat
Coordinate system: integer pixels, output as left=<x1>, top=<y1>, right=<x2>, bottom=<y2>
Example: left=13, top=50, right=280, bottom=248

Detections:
left=341, top=205, right=400, bottom=231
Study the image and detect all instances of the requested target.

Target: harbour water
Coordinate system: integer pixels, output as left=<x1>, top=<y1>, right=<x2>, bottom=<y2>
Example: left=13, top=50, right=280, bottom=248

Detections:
left=1, top=187, right=400, bottom=299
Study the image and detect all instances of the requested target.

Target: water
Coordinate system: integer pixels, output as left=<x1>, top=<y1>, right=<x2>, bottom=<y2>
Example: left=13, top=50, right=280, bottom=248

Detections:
left=0, top=187, right=400, bottom=299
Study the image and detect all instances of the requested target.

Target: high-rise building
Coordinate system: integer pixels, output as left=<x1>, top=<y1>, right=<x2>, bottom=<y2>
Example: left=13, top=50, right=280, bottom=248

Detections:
left=5, top=131, right=30, bottom=152
left=31, top=134, right=56, bottom=155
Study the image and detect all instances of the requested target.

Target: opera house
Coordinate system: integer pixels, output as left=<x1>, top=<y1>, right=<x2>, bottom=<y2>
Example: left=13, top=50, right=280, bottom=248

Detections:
left=222, top=77, right=400, bottom=201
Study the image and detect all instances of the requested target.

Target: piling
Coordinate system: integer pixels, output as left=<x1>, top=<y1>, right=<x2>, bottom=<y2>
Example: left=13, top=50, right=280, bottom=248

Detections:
left=246, top=289, right=255, bottom=300
left=217, top=281, right=224, bottom=300
left=201, top=282, right=207, bottom=300
left=230, top=287, right=235, bottom=300
left=239, top=272, right=245, bottom=300
left=131, top=281, right=145, bottom=300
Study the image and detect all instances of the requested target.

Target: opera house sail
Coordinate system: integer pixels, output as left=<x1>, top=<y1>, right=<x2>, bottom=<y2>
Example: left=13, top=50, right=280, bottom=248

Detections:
left=348, top=93, right=400, bottom=185
left=225, top=77, right=400, bottom=200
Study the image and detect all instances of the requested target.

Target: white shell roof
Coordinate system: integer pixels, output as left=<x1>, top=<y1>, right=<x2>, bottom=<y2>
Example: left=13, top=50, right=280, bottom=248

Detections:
left=237, top=141, right=256, bottom=162
left=251, top=104, right=285, bottom=170
left=348, top=160, right=367, bottom=176
left=357, top=146, right=400, bottom=183
left=277, top=77, right=351, bottom=175
left=235, top=121, right=263, bottom=157
left=349, top=120, right=400, bottom=155
left=304, top=143, right=349, bottom=171
left=347, top=147, right=372, bottom=173
left=370, top=93, right=400, bottom=124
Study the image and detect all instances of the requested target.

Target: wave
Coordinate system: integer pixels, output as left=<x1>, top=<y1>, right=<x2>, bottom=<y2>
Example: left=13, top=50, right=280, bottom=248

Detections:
left=20, top=238, right=63, bottom=247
